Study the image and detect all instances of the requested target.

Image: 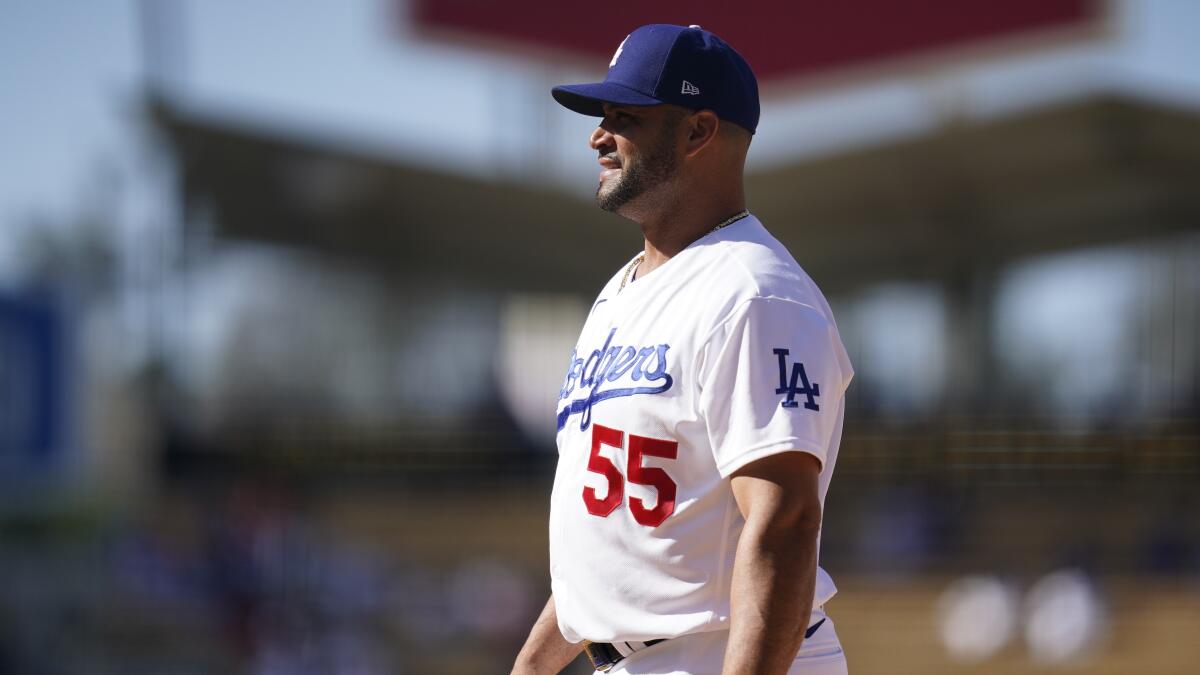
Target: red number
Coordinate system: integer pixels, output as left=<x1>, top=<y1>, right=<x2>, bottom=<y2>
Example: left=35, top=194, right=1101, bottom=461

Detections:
left=627, top=434, right=679, bottom=527
left=581, top=424, right=678, bottom=526
left=582, top=424, right=624, bottom=517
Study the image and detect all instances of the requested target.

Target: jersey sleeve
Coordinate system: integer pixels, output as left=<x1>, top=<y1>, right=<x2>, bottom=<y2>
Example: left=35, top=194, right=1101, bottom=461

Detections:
left=698, top=296, right=852, bottom=478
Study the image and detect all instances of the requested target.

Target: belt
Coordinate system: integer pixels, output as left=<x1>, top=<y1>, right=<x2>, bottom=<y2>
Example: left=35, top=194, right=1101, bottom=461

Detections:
left=584, top=618, right=827, bottom=672
left=584, top=638, right=667, bottom=672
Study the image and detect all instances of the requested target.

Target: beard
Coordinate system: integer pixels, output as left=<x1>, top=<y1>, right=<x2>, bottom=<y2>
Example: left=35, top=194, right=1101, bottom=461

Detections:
left=596, top=121, right=680, bottom=213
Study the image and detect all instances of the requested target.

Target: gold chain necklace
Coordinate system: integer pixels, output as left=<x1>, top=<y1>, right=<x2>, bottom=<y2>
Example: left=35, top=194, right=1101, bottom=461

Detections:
left=619, top=210, right=750, bottom=291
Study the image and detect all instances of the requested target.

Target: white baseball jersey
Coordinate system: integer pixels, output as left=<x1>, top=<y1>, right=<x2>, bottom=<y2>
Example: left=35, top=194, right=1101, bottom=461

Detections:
left=549, top=214, right=854, bottom=643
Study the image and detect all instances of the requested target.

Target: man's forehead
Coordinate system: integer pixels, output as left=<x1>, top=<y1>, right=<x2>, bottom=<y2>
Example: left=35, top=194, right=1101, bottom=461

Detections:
left=602, top=102, right=696, bottom=119
left=601, top=102, right=657, bottom=114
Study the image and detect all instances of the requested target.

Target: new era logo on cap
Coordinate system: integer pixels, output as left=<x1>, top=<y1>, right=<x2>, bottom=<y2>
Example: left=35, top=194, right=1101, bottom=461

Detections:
left=550, top=24, right=761, bottom=134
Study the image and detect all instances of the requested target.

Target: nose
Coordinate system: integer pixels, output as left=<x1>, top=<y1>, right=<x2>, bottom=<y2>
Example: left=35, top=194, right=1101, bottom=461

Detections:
left=590, top=124, right=613, bottom=152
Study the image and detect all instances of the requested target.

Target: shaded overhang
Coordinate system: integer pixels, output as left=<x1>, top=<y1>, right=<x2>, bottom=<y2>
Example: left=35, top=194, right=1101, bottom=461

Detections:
left=750, top=96, right=1200, bottom=289
left=149, top=100, right=637, bottom=294
left=151, top=95, right=1200, bottom=295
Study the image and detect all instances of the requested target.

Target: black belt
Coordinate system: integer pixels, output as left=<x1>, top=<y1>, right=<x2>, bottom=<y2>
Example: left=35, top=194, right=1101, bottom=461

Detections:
left=584, top=618, right=826, bottom=672
left=584, top=638, right=667, bottom=672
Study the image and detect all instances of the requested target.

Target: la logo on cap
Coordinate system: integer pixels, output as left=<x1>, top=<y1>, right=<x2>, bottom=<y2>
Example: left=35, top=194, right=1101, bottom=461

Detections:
left=609, top=35, right=629, bottom=68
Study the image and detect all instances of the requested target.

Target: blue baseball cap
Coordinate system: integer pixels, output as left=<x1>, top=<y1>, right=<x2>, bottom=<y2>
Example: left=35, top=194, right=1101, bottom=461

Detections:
left=552, top=24, right=760, bottom=134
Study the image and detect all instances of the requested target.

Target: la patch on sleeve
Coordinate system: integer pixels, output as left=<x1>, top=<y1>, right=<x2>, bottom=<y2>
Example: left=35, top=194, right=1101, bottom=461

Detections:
left=772, top=347, right=820, bottom=411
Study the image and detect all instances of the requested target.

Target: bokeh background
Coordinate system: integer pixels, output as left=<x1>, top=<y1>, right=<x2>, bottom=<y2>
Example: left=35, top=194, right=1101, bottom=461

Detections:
left=2, top=1, right=1199, bottom=673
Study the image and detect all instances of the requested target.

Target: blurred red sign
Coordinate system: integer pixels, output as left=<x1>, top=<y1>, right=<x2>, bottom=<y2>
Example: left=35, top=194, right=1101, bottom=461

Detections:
left=411, top=0, right=1098, bottom=80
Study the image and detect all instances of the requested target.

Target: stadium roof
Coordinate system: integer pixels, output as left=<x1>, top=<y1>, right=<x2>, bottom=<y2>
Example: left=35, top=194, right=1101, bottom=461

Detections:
left=151, top=94, right=1200, bottom=295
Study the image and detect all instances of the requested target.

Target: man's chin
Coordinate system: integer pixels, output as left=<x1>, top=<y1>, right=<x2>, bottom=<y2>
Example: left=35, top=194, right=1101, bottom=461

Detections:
left=595, top=185, right=625, bottom=213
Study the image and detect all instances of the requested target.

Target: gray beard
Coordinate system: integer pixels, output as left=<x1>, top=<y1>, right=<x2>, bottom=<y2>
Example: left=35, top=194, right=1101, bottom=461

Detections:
left=596, top=164, right=650, bottom=212
left=595, top=128, right=679, bottom=213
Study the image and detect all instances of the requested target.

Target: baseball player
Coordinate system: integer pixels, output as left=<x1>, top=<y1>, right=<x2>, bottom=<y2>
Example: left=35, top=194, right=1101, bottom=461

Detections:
left=512, top=24, right=853, bottom=675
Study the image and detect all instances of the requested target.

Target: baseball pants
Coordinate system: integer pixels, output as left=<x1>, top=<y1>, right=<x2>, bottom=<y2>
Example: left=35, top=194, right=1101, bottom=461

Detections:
left=594, top=607, right=848, bottom=675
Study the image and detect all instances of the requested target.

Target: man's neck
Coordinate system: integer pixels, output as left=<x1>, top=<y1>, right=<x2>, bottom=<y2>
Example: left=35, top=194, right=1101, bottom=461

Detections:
left=634, top=200, right=747, bottom=278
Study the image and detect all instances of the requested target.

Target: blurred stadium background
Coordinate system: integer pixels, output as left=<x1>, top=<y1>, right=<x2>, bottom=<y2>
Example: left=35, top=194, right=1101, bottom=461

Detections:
left=2, top=1, right=1199, bottom=673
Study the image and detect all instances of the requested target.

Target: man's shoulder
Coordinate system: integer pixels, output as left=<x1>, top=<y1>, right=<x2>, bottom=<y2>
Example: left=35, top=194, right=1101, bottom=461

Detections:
left=700, top=215, right=823, bottom=307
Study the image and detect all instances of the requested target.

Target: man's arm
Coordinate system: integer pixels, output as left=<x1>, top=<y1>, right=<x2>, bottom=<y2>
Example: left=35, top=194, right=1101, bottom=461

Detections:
left=722, top=451, right=824, bottom=675
left=512, top=594, right=585, bottom=675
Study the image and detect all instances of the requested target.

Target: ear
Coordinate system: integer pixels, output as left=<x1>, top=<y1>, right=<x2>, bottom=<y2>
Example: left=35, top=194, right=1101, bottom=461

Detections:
left=682, top=110, right=720, bottom=158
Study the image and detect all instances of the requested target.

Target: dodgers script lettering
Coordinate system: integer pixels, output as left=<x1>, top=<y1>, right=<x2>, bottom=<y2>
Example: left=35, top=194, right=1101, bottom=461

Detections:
left=557, top=327, right=673, bottom=432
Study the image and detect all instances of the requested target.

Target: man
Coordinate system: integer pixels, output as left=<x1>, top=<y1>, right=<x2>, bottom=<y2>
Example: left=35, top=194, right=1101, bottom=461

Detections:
left=513, top=24, right=853, bottom=675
